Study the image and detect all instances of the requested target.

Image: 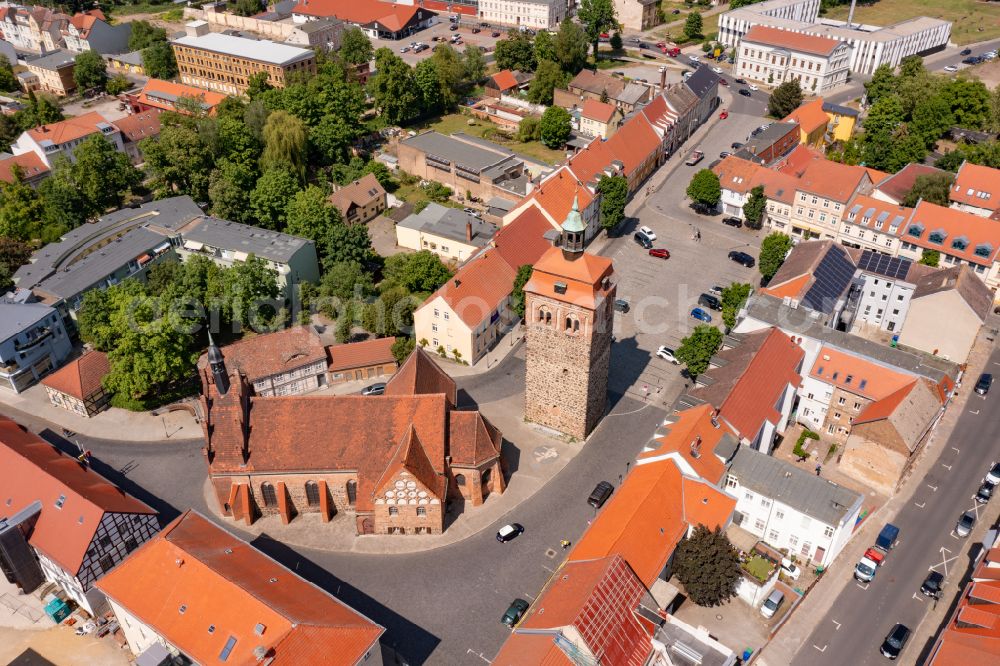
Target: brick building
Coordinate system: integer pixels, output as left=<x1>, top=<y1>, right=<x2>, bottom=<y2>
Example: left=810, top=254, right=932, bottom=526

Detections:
left=524, top=199, right=615, bottom=440
left=200, top=344, right=505, bottom=535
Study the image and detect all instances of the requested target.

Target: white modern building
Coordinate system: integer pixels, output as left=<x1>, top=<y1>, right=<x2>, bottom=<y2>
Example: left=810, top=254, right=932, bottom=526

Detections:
left=477, top=0, right=566, bottom=30
left=736, top=25, right=850, bottom=93
left=724, top=445, right=863, bottom=568
left=0, top=300, right=72, bottom=392
left=718, top=0, right=952, bottom=76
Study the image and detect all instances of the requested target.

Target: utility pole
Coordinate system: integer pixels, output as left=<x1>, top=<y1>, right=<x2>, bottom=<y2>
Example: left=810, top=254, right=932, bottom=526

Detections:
left=846, top=0, right=858, bottom=29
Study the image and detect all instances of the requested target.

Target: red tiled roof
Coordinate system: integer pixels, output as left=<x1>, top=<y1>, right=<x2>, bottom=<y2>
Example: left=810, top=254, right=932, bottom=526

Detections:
left=384, top=345, right=456, bottom=404
left=0, top=151, right=49, bottom=184
left=638, top=404, right=735, bottom=484
left=137, top=79, right=226, bottom=115
left=493, top=634, right=572, bottom=666
left=199, top=327, right=327, bottom=384
left=373, top=425, right=446, bottom=500
left=713, top=155, right=765, bottom=195
left=752, top=167, right=799, bottom=204
left=529, top=168, right=596, bottom=228
left=96, top=511, right=383, bottom=665
left=581, top=98, right=616, bottom=124
left=774, top=144, right=823, bottom=177
left=874, top=163, right=949, bottom=202
left=908, top=200, right=1000, bottom=266
left=292, top=0, right=425, bottom=32
left=490, top=69, right=518, bottom=92
left=41, top=350, right=109, bottom=399
left=26, top=111, right=112, bottom=146
left=493, top=206, right=555, bottom=270
left=682, top=476, right=737, bottom=530
left=328, top=336, right=397, bottom=372
left=526, top=245, right=614, bottom=310
left=796, top=156, right=870, bottom=203
left=843, top=194, right=914, bottom=237
left=603, top=111, right=660, bottom=176
left=810, top=346, right=915, bottom=401
left=0, top=416, right=154, bottom=574
left=952, top=161, right=1000, bottom=211
left=112, top=110, right=160, bottom=143
left=448, top=410, right=501, bottom=466
left=425, top=250, right=516, bottom=327
left=743, top=25, right=843, bottom=56
left=329, top=173, right=386, bottom=213
left=852, top=381, right=918, bottom=425
left=783, top=98, right=828, bottom=135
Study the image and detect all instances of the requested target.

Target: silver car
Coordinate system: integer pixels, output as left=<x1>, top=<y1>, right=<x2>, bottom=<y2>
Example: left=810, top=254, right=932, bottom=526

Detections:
left=955, top=511, right=975, bottom=538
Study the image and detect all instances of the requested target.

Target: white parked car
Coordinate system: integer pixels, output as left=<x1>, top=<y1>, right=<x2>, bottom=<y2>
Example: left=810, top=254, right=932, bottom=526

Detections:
left=689, top=55, right=701, bottom=63
left=944, top=65, right=958, bottom=72
left=656, top=346, right=679, bottom=364
left=780, top=558, right=801, bottom=581
left=639, top=225, right=657, bottom=240
left=749, top=84, right=759, bottom=91
left=708, top=285, right=724, bottom=297
left=712, top=66, right=723, bottom=74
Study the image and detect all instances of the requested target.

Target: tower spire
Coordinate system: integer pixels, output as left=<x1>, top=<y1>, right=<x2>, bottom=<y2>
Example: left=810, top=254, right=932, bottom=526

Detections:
left=560, top=192, right=586, bottom=259
left=207, top=331, right=230, bottom=395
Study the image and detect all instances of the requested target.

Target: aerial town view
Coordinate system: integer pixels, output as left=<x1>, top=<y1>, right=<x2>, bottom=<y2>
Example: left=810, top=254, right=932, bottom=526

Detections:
left=1, top=0, right=1000, bottom=663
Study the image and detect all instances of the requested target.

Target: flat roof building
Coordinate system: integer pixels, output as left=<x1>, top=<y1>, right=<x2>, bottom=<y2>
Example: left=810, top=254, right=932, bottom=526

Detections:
left=396, top=203, right=496, bottom=263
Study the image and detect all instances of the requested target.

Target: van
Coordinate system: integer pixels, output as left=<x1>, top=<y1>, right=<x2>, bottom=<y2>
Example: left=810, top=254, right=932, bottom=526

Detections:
left=760, top=590, right=784, bottom=618
left=698, top=293, right=721, bottom=311
left=633, top=231, right=653, bottom=249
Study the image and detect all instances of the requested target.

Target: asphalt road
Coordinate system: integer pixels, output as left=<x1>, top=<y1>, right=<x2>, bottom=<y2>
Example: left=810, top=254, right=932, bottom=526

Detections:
left=791, top=348, right=1000, bottom=666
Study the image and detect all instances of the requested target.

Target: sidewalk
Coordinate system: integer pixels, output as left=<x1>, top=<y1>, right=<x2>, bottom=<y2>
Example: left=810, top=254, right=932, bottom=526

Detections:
left=757, top=329, right=997, bottom=665
left=426, top=322, right=525, bottom=378
left=0, top=383, right=197, bottom=442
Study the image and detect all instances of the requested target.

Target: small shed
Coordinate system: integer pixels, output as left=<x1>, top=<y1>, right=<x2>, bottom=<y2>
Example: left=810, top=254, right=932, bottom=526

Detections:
left=41, top=350, right=111, bottom=418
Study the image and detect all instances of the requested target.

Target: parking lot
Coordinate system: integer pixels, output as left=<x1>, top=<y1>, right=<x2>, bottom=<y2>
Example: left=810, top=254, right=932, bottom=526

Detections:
left=374, top=18, right=506, bottom=66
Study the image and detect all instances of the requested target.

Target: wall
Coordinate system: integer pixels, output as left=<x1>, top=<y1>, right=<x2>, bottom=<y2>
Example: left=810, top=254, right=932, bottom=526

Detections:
left=413, top=295, right=475, bottom=365
left=184, top=6, right=297, bottom=41
left=371, top=469, right=444, bottom=534
left=839, top=426, right=910, bottom=496
left=897, top=291, right=982, bottom=363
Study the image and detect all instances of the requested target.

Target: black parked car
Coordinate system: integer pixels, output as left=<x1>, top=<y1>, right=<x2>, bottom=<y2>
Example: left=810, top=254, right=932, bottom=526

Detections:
left=698, top=293, right=722, bottom=310
left=920, top=572, right=944, bottom=599
left=731, top=141, right=744, bottom=150
left=975, top=373, right=993, bottom=395
left=976, top=481, right=995, bottom=504
left=738, top=88, right=752, bottom=97
left=961, top=48, right=972, bottom=55
left=501, top=598, right=529, bottom=627
left=880, top=624, right=911, bottom=660
left=722, top=216, right=743, bottom=228
left=691, top=201, right=714, bottom=215
left=634, top=232, right=653, bottom=249
left=728, top=250, right=755, bottom=268
left=587, top=481, right=614, bottom=508
left=613, top=298, right=630, bottom=313
left=963, top=56, right=978, bottom=64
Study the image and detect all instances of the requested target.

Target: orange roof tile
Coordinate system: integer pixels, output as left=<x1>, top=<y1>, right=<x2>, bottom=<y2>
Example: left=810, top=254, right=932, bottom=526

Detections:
left=0, top=416, right=154, bottom=574
left=40, top=350, right=109, bottom=400
left=493, top=634, right=573, bottom=666
left=638, top=404, right=735, bottom=484
left=783, top=98, right=828, bottom=135
left=0, top=151, right=49, bottom=184
left=384, top=345, right=456, bottom=404
left=137, top=79, right=226, bottom=115
left=581, top=98, right=616, bottom=124
left=490, top=69, right=518, bottom=92
left=762, top=272, right=812, bottom=300
left=796, top=157, right=870, bottom=203
left=329, top=173, right=385, bottom=213
left=744, top=25, right=843, bottom=56
left=907, top=200, right=1000, bottom=266
left=952, top=161, right=1000, bottom=211
left=750, top=165, right=799, bottom=204
left=863, top=167, right=890, bottom=184
left=810, top=346, right=916, bottom=400
left=328, top=336, right=397, bottom=372
left=774, top=144, right=823, bottom=177
left=682, top=476, right=736, bottom=530
left=27, top=111, right=111, bottom=146
left=96, top=511, right=383, bottom=665
left=603, top=111, right=660, bottom=176
left=448, top=410, right=501, bottom=466
left=530, top=168, right=596, bottom=226
left=526, top=245, right=614, bottom=310
left=713, top=155, right=765, bottom=195
left=852, top=380, right=919, bottom=425
left=843, top=194, right=913, bottom=237
left=292, top=0, right=424, bottom=32
left=493, top=205, right=556, bottom=270
left=875, top=163, right=950, bottom=202
left=112, top=110, right=160, bottom=143
left=426, top=250, right=517, bottom=327
left=374, top=425, right=446, bottom=499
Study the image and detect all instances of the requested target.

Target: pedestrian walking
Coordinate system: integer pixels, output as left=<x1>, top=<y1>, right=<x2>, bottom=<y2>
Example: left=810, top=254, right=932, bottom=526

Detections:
left=815, top=464, right=822, bottom=476
left=560, top=539, right=571, bottom=549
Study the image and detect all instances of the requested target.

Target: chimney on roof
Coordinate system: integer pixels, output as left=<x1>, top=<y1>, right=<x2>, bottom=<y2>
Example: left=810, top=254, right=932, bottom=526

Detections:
left=454, top=278, right=461, bottom=288
left=466, top=220, right=472, bottom=242
left=690, top=436, right=702, bottom=458
left=710, top=409, right=720, bottom=428
left=175, top=558, right=184, bottom=567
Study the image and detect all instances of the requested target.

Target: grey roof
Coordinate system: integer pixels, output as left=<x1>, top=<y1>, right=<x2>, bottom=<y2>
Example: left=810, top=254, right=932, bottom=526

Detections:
left=171, top=33, right=314, bottom=66
left=14, top=197, right=204, bottom=299
left=653, top=619, right=734, bottom=666
left=745, top=122, right=799, bottom=157
left=729, top=446, right=862, bottom=526
left=0, top=301, right=57, bottom=343
left=742, top=293, right=961, bottom=382
left=27, top=49, right=76, bottom=71
left=402, top=131, right=516, bottom=174
left=618, top=83, right=649, bottom=105
left=106, top=50, right=144, bottom=66
left=178, top=216, right=313, bottom=263
left=683, top=65, right=720, bottom=101
left=486, top=196, right=517, bottom=212
left=396, top=203, right=496, bottom=247
left=912, top=264, right=992, bottom=322
left=296, top=17, right=340, bottom=33
left=822, top=102, right=859, bottom=118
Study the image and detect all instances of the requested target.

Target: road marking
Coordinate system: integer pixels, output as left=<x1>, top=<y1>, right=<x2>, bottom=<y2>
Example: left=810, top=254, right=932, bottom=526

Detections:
left=970, top=409, right=981, bottom=415
left=524, top=593, right=535, bottom=600
left=913, top=593, right=925, bottom=602
left=927, top=484, right=938, bottom=492
left=466, top=649, right=492, bottom=664
left=942, top=463, right=953, bottom=471
left=857, top=582, right=870, bottom=591
left=952, top=447, right=961, bottom=454
left=813, top=644, right=827, bottom=653
left=541, top=565, right=556, bottom=573
left=915, top=501, right=926, bottom=508
left=951, top=532, right=960, bottom=540
left=832, top=620, right=841, bottom=630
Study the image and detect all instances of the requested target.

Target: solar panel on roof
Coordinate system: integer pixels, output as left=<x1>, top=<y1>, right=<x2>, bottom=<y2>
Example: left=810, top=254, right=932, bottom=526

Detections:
left=857, top=249, right=912, bottom=280
left=802, top=245, right=856, bottom=314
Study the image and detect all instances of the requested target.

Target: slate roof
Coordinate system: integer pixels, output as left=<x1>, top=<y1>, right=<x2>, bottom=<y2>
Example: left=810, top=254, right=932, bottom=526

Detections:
left=683, top=65, right=720, bottom=101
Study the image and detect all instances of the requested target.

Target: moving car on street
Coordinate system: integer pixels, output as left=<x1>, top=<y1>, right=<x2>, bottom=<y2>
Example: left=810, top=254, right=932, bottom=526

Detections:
left=496, top=523, right=524, bottom=542
left=738, top=88, right=752, bottom=97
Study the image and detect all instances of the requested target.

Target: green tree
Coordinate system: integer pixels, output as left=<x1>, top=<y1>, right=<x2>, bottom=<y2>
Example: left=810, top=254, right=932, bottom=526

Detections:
left=391, top=336, right=416, bottom=363
left=518, top=116, right=541, bottom=142
left=903, top=173, right=954, bottom=207
left=142, top=41, right=177, bottom=79
left=539, top=106, right=572, bottom=149
left=415, top=58, right=444, bottom=114
left=106, top=74, right=131, bottom=95
left=323, top=221, right=375, bottom=266
left=742, top=185, right=767, bottom=230
left=362, top=160, right=395, bottom=190
left=0, top=237, right=31, bottom=292
left=221, top=255, right=281, bottom=331
left=941, top=78, right=992, bottom=130
left=676, top=325, right=723, bottom=378
left=73, top=50, right=107, bottom=92
left=554, top=20, right=589, bottom=74
left=233, top=0, right=262, bottom=16
left=261, top=110, right=307, bottom=182
left=70, top=135, right=140, bottom=218
left=864, top=64, right=896, bottom=107
left=527, top=59, right=567, bottom=105
left=899, top=55, right=924, bottom=79
left=340, top=27, right=374, bottom=65
left=534, top=30, right=556, bottom=64
left=209, top=159, right=256, bottom=223
left=673, top=525, right=742, bottom=607
left=37, top=157, right=85, bottom=234
left=382, top=251, right=453, bottom=294
left=720, top=282, right=752, bottom=330
left=512, top=264, right=533, bottom=319
left=0, top=58, right=19, bottom=92
left=759, top=232, right=792, bottom=282
left=935, top=148, right=967, bottom=172
left=128, top=20, right=167, bottom=51
left=767, top=79, right=803, bottom=118
left=251, top=167, right=300, bottom=230
left=578, top=0, right=617, bottom=63
left=597, top=174, right=628, bottom=231
left=285, top=185, right=337, bottom=241
left=609, top=32, right=622, bottom=51
left=317, top=261, right=374, bottom=303
left=246, top=71, right=273, bottom=99
left=0, top=175, right=43, bottom=241
left=310, top=114, right=357, bottom=165
left=363, top=285, right=416, bottom=337
left=684, top=11, right=704, bottom=40
left=141, top=125, right=214, bottom=200
left=368, top=48, right=420, bottom=124
left=430, top=44, right=465, bottom=109
left=77, top=280, right=143, bottom=352
left=910, top=94, right=954, bottom=148
left=463, top=44, right=486, bottom=83
left=919, top=248, right=940, bottom=267
left=495, top=30, right=537, bottom=72
left=686, top=169, right=721, bottom=207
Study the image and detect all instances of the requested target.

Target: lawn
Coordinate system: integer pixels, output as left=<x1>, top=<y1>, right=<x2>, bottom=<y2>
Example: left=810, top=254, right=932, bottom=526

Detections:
left=823, top=0, right=1000, bottom=45
left=743, top=554, right=775, bottom=582
left=410, top=113, right=565, bottom=165
left=394, top=182, right=463, bottom=210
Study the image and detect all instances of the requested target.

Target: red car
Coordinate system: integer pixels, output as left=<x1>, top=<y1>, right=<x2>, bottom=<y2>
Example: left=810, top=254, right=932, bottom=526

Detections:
left=719, top=110, right=729, bottom=119
left=719, top=78, right=728, bottom=86
left=656, top=42, right=665, bottom=48
left=649, top=248, right=670, bottom=259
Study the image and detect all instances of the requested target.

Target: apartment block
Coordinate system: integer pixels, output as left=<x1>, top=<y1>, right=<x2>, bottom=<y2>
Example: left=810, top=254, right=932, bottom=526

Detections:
left=736, top=25, right=850, bottom=94
left=476, top=0, right=566, bottom=30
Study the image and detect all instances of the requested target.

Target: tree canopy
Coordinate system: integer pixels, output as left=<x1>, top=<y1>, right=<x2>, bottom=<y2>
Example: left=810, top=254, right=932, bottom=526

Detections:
left=720, top=282, right=752, bottom=330
left=677, top=325, right=722, bottom=378
left=73, top=50, right=107, bottom=92
left=577, top=0, right=617, bottom=63
left=686, top=169, right=721, bottom=207
left=539, top=106, right=572, bottom=149
left=673, top=526, right=742, bottom=607
left=742, top=185, right=767, bottom=230
left=597, top=175, right=628, bottom=231
left=495, top=30, right=537, bottom=72
left=768, top=79, right=803, bottom=118
left=903, top=172, right=954, bottom=207
left=759, top=232, right=792, bottom=282
left=512, top=264, right=533, bottom=319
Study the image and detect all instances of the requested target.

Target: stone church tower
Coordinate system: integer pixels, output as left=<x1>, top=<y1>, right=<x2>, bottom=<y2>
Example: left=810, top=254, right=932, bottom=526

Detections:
left=524, top=195, right=616, bottom=440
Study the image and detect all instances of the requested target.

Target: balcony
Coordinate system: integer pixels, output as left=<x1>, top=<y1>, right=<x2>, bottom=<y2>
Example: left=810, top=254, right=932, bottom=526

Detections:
left=14, top=327, right=53, bottom=353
